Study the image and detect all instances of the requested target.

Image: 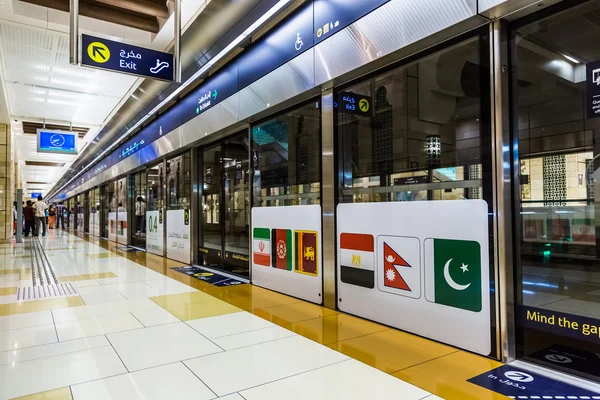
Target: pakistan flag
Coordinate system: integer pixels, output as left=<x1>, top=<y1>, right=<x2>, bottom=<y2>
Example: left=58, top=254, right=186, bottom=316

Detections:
left=426, top=238, right=482, bottom=312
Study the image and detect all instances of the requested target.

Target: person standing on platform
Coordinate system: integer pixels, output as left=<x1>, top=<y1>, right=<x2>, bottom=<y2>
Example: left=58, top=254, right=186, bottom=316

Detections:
left=48, top=204, right=56, bottom=229
left=23, top=200, right=35, bottom=237
left=12, top=201, right=17, bottom=235
left=135, top=196, right=146, bottom=234
left=34, top=195, right=48, bottom=237
left=56, top=202, right=65, bottom=229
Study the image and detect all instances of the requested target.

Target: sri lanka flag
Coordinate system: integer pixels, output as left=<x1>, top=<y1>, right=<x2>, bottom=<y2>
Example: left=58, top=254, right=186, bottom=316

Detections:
left=340, top=233, right=374, bottom=288
left=295, top=231, right=318, bottom=276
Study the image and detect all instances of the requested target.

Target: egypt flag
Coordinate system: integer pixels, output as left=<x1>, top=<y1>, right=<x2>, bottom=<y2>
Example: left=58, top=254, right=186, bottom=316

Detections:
left=340, top=233, right=374, bottom=288
left=253, top=228, right=271, bottom=267
left=272, top=229, right=292, bottom=270
left=294, top=231, right=318, bottom=276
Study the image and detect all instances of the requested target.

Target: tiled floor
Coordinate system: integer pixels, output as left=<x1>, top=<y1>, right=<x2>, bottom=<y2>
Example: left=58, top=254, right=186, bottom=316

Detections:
left=0, top=229, right=508, bottom=400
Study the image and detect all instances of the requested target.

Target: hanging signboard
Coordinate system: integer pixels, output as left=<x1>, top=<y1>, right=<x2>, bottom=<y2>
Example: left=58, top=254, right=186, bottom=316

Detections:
left=336, top=200, right=491, bottom=355
left=167, top=209, right=191, bottom=264
left=251, top=205, right=322, bottom=304
left=37, top=129, right=78, bottom=155
left=81, top=34, right=174, bottom=81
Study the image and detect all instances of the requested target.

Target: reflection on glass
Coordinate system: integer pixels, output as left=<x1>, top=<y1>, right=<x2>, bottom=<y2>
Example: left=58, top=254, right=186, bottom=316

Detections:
left=252, top=101, right=321, bottom=207
left=336, top=37, right=486, bottom=205
left=514, top=1, right=600, bottom=381
left=132, top=171, right=147, bottom=248
left=167, top=153, right=191, bottom=210
left=147, top=164, right=163, bottom=212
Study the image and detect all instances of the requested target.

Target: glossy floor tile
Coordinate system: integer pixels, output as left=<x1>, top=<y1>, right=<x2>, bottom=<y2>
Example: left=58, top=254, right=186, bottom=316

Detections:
left=184, top=335, right=348, bottom=396
left=0, top=324, right=57, bottom=352
left=165, top=300, right=242, bottom=321
left=252, top=302, right=339, bottom=326
left=55, top=313, right=144, bottom=341
left=107, top=322, right=223, bottom=371
left=186, top=311, right=275, bottom=339
left=327, top=328, right=458, bottom=373
left=71, top=362, right=216, bottom=400
left=150, top=291, right=217, bottom=308
left=0, top=336, right=109, bottom=366
left=0, top=298, right=85, bottom=317
left=393, top=351, right=505, bottom=400
left=0, top=347, right=127, bottom=399
left=240, top=358, right=430, bottom=400
left=213, top=325, right=296, bottom=350
left=0, top=311, right=53, bottom=332
left=10, top=387, right=73, bottom=400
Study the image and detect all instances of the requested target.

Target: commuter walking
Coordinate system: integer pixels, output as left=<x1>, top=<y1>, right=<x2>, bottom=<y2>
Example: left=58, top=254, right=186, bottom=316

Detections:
left=56, top=202, right=65, bottom=229
left=48, top=205, right=56, bottom=229
left=34, top=195, right=48, bottom=237
left=23, top=201, right=35, bottom=237
left=12, top=201, right=17, bottom=235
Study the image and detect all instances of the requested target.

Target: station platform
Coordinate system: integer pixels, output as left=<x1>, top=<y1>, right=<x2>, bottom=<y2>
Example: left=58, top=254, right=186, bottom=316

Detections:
left=0, top=229, right=506, bottom=400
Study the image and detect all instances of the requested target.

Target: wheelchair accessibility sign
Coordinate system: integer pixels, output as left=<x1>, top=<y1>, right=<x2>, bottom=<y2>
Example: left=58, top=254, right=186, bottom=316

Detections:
left=469, top=365, right=600, bottom=398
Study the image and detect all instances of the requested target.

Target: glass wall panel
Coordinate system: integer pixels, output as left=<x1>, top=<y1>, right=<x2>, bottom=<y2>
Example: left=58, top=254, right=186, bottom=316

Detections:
left=131, top=171, right=147, bottom=248
left=336, top=37, right=487, bottom=205
left=512, top=0, right=600, bottom=381
left=167, top=153, right=191, bottom=210
left=199, top=131, right=250, bottom=277
left=252, top=100, right=321, bottom=207
left=147, top=164, right=163, bottom=212
left=117, top=177, right=127, bottom=244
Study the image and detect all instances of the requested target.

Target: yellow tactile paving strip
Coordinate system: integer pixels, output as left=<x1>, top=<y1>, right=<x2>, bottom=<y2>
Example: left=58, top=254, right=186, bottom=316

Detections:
left=71, top=231, right=506, bottom=400
left=10, top=387, right=73, bottom=400
left=0, top=268, right=31, bottom=276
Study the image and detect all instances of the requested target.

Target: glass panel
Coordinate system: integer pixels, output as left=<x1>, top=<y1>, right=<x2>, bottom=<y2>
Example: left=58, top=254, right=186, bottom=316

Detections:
left=336, top=37, right=485, bottom=204
left=132, top=172, right=147, bottom=248
left=167, top=153, right=191, bottom=210
left=223, top=134, right=250, bottom=275
left=201, top=144, right=223, bottom=266
left=117, top=177, right=127, bottom=244
left=252, top=101, right=322, bottom=207
left=147, top=164, right=163, bottom=212
left=513, top=1, right=600, bottom=381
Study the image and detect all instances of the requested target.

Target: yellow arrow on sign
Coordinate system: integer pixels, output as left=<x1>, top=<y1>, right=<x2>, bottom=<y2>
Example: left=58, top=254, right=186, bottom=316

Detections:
left=359, top=98, right=370, bottom=113
left=87, top=42, right=110, bottom=63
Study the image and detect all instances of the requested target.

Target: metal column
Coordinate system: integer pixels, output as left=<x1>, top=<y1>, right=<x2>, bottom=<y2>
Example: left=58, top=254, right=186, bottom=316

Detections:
left=490, top=20, right=516, bottom=362
left=69, top=0, right=79, bottom=65
left=173, top=0, right=182, bottom=83
left=321, top=89, right=336, bottom=310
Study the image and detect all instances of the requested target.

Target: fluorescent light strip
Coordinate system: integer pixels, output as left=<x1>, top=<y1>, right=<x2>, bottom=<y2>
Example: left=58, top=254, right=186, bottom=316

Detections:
left=562, top=54, right=580, bottom=64
left=50, top=0, right=292, bottom=199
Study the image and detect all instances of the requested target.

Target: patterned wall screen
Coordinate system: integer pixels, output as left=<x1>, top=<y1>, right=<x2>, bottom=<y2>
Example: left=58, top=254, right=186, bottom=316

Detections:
left=543, top=155, right=566, bottom=207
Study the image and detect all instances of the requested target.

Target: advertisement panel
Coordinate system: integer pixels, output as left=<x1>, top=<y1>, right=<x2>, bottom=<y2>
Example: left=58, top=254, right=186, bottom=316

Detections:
left=117, top=211, right=127, bottom=244
left=336, top=200, right=491, bottom=355
left=146, top=210, right=164, bottom=256
left=251, top=205, right=322, bottom=303
left=166, top=209, right=191, bottom=264
left=108, top=212, right=117, bottom=242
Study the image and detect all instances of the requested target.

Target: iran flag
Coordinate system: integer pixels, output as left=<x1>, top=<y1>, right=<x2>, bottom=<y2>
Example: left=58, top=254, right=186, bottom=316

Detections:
left=253, top=228, right=271, bottom=267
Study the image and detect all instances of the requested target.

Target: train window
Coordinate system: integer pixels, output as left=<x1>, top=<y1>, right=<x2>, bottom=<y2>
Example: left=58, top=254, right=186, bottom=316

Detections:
left=167, top=153, right=192, bottom=210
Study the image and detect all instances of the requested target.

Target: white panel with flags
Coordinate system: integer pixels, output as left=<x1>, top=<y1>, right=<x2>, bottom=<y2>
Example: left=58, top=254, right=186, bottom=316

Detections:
left=336, top=200, right=491, bottom=355
left=251, top=205, right=322, bottom=304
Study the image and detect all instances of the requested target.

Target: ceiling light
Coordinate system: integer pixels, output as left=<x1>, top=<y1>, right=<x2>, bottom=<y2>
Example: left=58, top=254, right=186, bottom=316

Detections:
left=562, top=54, right=580, bottom=64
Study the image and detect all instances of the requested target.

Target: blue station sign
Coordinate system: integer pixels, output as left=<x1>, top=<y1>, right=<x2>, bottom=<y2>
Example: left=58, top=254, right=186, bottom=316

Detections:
left=81, top=34, right=174, bottom=81
left=37, top=129, right=78, bottom=155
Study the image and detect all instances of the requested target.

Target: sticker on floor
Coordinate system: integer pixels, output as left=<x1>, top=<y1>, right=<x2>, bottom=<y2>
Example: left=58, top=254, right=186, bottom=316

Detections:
left=172, top=266, right=246, bottom=287
left=468, top=365, right=600, bottom=399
